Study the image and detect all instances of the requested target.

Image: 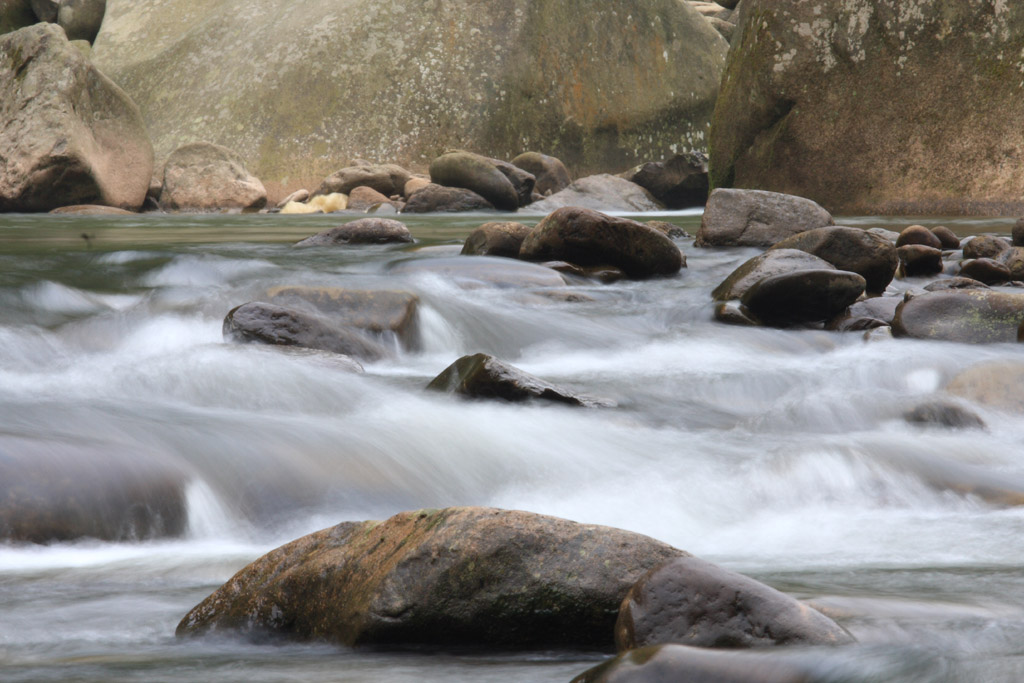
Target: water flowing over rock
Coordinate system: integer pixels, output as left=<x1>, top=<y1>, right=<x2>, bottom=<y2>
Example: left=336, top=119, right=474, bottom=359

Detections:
left=92, top=0, right=728, bottom=197
left=0, top=23, right=153, bottom=212
left=520, top=207, right=683, bottom=278
left=160, top=142, right=266, bottom=211
left=710, top=1, right=1024, bottom=215
left=615, top=556, right=853, bottom=651
left=695, top=189, right=834, bottom=248
left=176, top=507, right=686, bottom=649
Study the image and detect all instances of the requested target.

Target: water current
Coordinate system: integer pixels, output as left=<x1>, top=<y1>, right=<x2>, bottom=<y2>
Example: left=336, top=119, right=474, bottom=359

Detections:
left=1, top=210, right=1023, bottom=681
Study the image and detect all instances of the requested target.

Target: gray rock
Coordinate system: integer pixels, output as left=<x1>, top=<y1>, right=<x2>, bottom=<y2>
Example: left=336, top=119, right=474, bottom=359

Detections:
left=223, top=301, right=386, bottom=362
left=427, top=353, right=609, bottom=407
left=712, top=249, right=834, bottom=302
left=295, top=218, right=413, bottom=246
left=520, top=207, right=683, bottom=279
left=402, top=183, right=494, bottom=213
left=741, top=269, right=866, bottom=327
left=161, top=142, right=266, bottom=211
left=695, top=189, right=834, bottom=248
left=511, top=152, right=571, bottom=196
left=315, top=164, right=412, bottom=198
left=923, top=277, right=989, bottom=292
left=0, top=0, right=36, bottom=34
left=770, top=226, right=897, bottom=294
left=29, top=0, right=57, bottom=22
left=491, top=157, right=535, bottom=207
left=92, top=1, right=728, bottom=191
left=176, top=507, right=683, bottom=649
left=461, top=221, right=533, bottom=258
left=904, top=401, right=986, bottom=430
left=0, top=23, right=153, bottom=212
left=893, top=290, right=1024, bottom=343
left=527, top=174, right=664, bottom=213
left=57, top=0, right=105, bottom=43
left=615, top=556, right=853, bottom=650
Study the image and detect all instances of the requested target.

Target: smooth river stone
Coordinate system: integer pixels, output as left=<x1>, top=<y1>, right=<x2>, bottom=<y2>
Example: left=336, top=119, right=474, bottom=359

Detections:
left=892, top=290, right=1024, bottom=343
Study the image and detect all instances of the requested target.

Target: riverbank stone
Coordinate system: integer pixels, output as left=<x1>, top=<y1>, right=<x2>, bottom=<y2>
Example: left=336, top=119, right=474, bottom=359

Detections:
left=176, top=506, right=685, bottom=649
left=892, top=290, right=1024, bottom=344
left=0, top=23, right=153, bottom=212
left=461, top=222, right=533, bottom=258
left=695, top=189, right=834, bottom=248
left=615, top=556, right=853, bottom=651
left=223, top=301, right=386, bottom=362
left=295, top=218, right=413, bottom=246
left=402, top=183, right=494, bottom=213
left=572, top=644, right=833, bottom=683
left=427, top=353, right=609, bottom=407
left=161, top=142, right=266, bottom=211
left=429, top=151, right=521, bottom=211
left=770, top=226, right=898, bottom=294
left=741, top=270, right=866, bottom=327
left=520, top=207, right=682, bottom=279
left=510, top=152, right=570, bottom=196
left=527, top=175, right=663, bottom=213
left=266, top=287, right=420, bottom=350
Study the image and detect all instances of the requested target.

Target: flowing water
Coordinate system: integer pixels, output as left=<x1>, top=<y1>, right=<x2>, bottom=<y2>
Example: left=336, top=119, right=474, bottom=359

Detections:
left=1, top=210, right=1024, bottom=681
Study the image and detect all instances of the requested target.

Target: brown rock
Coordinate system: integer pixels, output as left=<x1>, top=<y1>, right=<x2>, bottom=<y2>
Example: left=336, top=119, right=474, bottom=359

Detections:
left=510, top=151, right=571, bottom=196
left=999, top=246, right=1024, bottom=281
left=615, top=556, right=852, bottom=651
left=619, top=151, right=709, bottom=209
left=958, top=258, right=1011, bottom=285
left=962, top=235, right=1010, bottom=260
left=402, top=176, right=431, bottom=199
left=897, top=244, right=943, bottom=277
left=947, top=362, right=1024, bottom=412
left=519, top=207, right=683, bottom=278
left=904, top=401, right=985, bottom=430
left=295, top=218, right=413, bottom=246
left=931, top=226, right=961, bottom=250
left=770, top=226, right=898, bottom=294
left=402, top=183, right=494, bottom=213
left=893, top=290, right=1024, bottom=343
left=347, top=185, right=400, bottom=212
left=0, top=24, right=153, bottom=212
left=896, top=225, right=942, bottom=249
left=527, top=174, right=664, bottom=213
left=923, top=277, right=989, bottom=292
left=1013, top=218, right=1024, bottom=247
left=461, top=221, right=533, bottom=258
left=161, top=142, right=266, bottom=211
left=695, top=189, right=834, bottom=248
left=315, top=163, right=412, bottom=198
left=176, top=507, right=684, bottom=649
left=740, top=269, right=866, bottom=327
left=429, top=151, right=519, bottom=211
left=712, top=249, right=834, bottom=302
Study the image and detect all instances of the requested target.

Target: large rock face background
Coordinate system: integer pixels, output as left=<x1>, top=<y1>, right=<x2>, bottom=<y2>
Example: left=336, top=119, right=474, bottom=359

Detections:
left=91, top=0, right=728, bottom=199
left=709, top=1, right=1024, bottom=216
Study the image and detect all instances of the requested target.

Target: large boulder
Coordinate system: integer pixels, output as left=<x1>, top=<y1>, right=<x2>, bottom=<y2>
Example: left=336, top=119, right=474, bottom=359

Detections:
left=528, top=174, right=663, bottom=213
left=892, top=290, right=1024, bottom=344
left=770, top=226, right=898, bottom=294
left=695, top=189, right=834, bottom=248
left=740, top=269, right=866, bottom=327
left=427, top=353, right=609, bottom=407
left=0, top=435, right=188, bottom=543
left=0, top=23, right=153, bottom=212
left=92, top=0, right=728, bottom=198
left=176, top=507, right=686, bottom=649
left=615, top=556, right=852, bottom=651
left=160, top=142, right=266, bottom=211
left=520, top=207, right=683, bottom=278
left=710, top=1, right=1024, bottom=215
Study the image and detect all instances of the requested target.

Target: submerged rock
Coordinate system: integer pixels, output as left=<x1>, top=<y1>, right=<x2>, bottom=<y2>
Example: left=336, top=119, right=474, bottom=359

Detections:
left=519, top=207, right=682, bottom=278
left=295, top=218, right=413, bottom=246
left=510, top=151, right=571, bottom=196
left=223, top=301, right=385, bottom=362
left=176, top=507, right=684, bottom=649
left=572, top=644, right=832, bottom=683
left=427, top=353, right=609, bottom=407
left=0, top=436, right=187, bottom=543
left=695, top=189, right=834, bottom=248
left=402, top=183, right=495, bottom=213
left=893, top=290, right=1024, bottom=344
left=527, top=174, right=663, bottom=213
left=161, top=142, right=266, bottom=211
left=389, top=255, right=567, bottom=289
left=266, top=287, right=420, bottom=350
left=50, top=204, right=135, bottom=215
left=461, top=221, right=534, bottom=258
left=0, top=23, right=153, bottom=212
left=770, top=226, right=897, bottom=294
left=616, top=556, right=852, bottom=651
left=904, top=401, right=986, bottom=430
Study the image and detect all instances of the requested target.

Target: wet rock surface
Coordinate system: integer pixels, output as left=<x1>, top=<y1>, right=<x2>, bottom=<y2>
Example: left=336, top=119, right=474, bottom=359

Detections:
left=389, top=255, right=567, bottom=289
left=695, top=189, right=834, bottom=248
left=520, top=207, right=683, bottom=278
left=176, top=507, right=684, bottom=649
left=893, top=290, right=1024, bottom=344
left=740, top=269, right=866, bottom=327
left=461, top=221, right=533, bottom=258
left=904, top=401, right=986, bottom=430
left=295, top=218, right=413, bottom=246
left=770, top=226, right=897, bottom=294
left=712, top=249, right=834, bottom=302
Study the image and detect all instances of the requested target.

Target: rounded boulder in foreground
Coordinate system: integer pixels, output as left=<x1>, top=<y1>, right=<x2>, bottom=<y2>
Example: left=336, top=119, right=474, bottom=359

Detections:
left=176, top=507, right=686, bottom=649
left=770, top=226, right=898, bottom=294
left=520, top=207, right=683, bottom=278
left=741, top=269, right=866, bottom=327
left=615, top=556, right=853, bottom=651
left=295, top=218, right=413, bottom=246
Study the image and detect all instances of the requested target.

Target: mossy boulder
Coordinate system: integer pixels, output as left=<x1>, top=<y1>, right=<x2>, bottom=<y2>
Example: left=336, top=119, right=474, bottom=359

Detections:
left=429, top=151, right=522, bottom=211
left=0, top=23, right=153, bottom=212
left=710, top=1, right=1024, bottom=215
left=176, top=507, right=686, bottom=649
left=93, top=0, right=727, bottom=199
left=892, top=290, right=1024, bottom=344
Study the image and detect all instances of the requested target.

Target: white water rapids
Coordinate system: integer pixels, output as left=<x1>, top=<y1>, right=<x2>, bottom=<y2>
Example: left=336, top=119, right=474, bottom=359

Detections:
left=1, top=212, right=1024, bottom=681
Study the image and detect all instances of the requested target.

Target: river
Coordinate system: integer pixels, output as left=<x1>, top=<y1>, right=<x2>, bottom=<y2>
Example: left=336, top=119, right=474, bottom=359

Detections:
left=1, top=210, right=1023, bottom=682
